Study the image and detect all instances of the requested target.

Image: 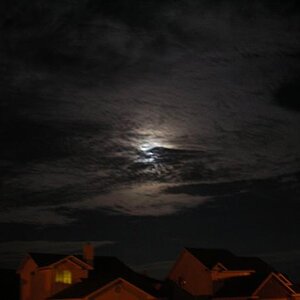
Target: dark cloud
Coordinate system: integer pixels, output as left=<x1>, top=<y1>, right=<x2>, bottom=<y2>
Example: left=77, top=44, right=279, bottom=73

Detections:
left=164, top=171, right=300, bottom=195
left=0, top=117, right=112, bottom=162
left=1, top=0, right=300, bottom=281
left=274, top=76, right=300, bottom=112
left=0, top=240, right=115, bottom=268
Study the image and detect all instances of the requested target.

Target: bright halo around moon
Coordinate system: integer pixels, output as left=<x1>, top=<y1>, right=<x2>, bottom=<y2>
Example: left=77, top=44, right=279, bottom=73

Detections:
left=139, top=141, right=161, bottom=152
left=136, top=138, right=167, bottom=164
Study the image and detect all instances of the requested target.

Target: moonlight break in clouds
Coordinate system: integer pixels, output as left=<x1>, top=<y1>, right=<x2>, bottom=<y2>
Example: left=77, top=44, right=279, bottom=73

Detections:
left=0, top=0, right=300, bottom=283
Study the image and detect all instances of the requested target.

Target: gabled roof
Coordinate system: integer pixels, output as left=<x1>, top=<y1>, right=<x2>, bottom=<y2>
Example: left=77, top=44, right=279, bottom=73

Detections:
left=50, top=277, right=161, bottom=300
left=292, top=283, right=300, bottom=293
left=253, top=272, right=298, bottom=296
left=185, top=248, right=237, bottom=269
left=49, top=277, right=118, bottom=299
left=223, top=256, right=274, bottom=273
left=49, top=256, right=162, bottom=299
left=215, top=272, right=298, bottom=298
left=90, top=256, right=131, bottom=277
left=28, top=253, right=92, bottom=269
left=29, top=253, right=69, bottom=267
left=185, top=248, right=274, bottom=273
left=214, top=272, right=267, bottom=297
left=162, top=279, right=211, bottom=300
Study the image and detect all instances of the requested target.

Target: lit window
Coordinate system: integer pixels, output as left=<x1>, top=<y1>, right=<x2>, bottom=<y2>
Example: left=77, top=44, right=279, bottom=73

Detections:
left=55, top=270, right=72, bottom=284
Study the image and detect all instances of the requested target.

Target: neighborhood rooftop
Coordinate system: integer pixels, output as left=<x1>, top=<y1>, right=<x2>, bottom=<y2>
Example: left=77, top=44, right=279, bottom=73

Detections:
left=14, top=244, right=300, bottom=300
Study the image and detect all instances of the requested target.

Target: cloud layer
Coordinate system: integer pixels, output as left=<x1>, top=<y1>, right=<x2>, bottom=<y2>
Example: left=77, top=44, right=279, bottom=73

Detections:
left=0, top=0, right=299, bottom=279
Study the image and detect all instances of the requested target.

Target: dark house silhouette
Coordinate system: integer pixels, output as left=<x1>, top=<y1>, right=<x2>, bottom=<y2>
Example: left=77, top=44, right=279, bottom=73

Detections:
left=168, top=247, right=300, bottom=299
left=17, top=245, right=300, bottom=299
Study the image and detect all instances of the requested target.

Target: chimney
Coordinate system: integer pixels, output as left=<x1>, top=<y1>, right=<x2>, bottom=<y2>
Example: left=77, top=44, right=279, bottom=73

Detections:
left=83, top=243, right=94, bottom=266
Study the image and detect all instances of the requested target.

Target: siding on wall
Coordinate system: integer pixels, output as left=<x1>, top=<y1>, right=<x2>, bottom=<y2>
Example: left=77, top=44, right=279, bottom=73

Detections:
left=19, top=257, right=37, bottom=300
left=256, top=275, right=293, bottom=299
left=168, top=250, right=213, bottom=296
left=51, top=259, right=88, bottom=297
left=20, top=258, right=89, bottom=300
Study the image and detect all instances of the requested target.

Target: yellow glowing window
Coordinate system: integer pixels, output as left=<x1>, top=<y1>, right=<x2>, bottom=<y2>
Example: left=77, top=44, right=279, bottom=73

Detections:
left=55, top=270, right=72, bottom=284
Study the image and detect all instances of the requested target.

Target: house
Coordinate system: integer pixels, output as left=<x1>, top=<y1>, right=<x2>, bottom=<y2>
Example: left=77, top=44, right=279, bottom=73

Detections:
left=167, top=247, right=300, bottom=299
left=48, top=255, right=163, bottom=300
left=49, top=277, right=160, bottom=300
left=17, top=243, right=164, bottom=300
left=214, top=272, right=300, bottom=300
left=17, top=245, right=300, bottom=300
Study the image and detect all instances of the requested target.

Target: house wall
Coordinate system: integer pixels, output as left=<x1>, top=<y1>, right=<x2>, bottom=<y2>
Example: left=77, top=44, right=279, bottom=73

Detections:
left=19, top=257, right=37, bottom=300
left=168, top=250, right=213, bottom=296
left=21, top=258, right=88, bottom=300
left=256, top=275, right=293, bottom=299
left=50, top=259, right=89, bottom=297
left=30, top=269, right=53, bottom=300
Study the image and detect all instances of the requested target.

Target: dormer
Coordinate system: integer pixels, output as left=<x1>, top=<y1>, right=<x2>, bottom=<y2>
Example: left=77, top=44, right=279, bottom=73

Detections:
left=212, top=262, right=227, bottom=272
left=211, top=260, right=255, bottom=281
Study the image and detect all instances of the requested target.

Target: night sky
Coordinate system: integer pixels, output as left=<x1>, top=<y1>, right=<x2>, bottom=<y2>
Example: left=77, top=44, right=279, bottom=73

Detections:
left=1, top=0, right=300, bottom=280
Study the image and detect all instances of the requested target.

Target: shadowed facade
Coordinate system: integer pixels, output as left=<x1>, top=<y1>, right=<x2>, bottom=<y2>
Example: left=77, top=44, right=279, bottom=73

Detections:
left=17, top=245, right=300, bottom=299
left=167, top=248, right=300, bottom=299
left=17, top=244, right=163, bottom=300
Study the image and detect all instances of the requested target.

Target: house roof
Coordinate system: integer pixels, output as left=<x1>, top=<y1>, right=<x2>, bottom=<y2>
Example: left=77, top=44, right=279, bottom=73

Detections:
left=28, top=253, right=132, bottom=274
left=185, top=248, right=237, bottom=269
left=224, top=256, right=274, bottom=273
left=292, top=283, right=300, bottom=293
left=90, top=256, right=132, bottom=277
left=49, top=277, right=120, bottom=299
left=29, top=253, right=69, bottom=267
left=28, top=253, right=92, bottom=270
left=49, top=256, right=162, bottom=299
left=26, top=252, right=163, bottom=298
left=215, top=272, right=299, bottom=298
left=50, top=276, right=161, bottom=299
left=214, top=272, right=268, bottom=297
left=162, top=280, right=211, bottom=300
left=185, top=248, right=274, bottom=273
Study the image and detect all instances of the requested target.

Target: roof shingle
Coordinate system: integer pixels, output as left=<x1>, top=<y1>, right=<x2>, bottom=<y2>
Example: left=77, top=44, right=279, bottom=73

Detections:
left=48, top=255, right=162, bottom=299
